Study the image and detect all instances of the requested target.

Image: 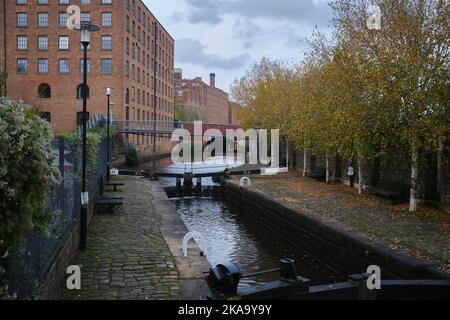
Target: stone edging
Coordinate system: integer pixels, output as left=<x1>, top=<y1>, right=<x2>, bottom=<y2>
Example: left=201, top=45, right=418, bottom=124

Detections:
left=152, top=182, right=212, bottom=300
left=225, top=181, right=450, bottom=280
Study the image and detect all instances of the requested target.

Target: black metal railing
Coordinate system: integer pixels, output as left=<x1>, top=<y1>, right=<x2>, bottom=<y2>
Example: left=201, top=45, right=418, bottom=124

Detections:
left=6, top=136, right=109, bottom=298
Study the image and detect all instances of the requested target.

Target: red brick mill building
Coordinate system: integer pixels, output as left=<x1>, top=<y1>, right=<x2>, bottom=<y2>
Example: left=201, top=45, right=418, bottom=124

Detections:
left=1, top=0, right=175, bottom=151
left=174, top=69, right=232, bottom=125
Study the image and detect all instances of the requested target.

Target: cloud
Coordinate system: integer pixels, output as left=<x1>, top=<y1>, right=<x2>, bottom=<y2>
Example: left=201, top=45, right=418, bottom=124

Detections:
left=183, top=0, right=331, bottom=27
left=233, top=19, right=262, bottom=39
left=176, top=38, right=251, bottom=70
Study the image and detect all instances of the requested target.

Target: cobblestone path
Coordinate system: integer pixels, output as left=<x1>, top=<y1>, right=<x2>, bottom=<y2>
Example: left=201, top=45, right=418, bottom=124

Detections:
left=62, top=176, right=181, bottom=300
left=233, top=173, right=450, bottom=273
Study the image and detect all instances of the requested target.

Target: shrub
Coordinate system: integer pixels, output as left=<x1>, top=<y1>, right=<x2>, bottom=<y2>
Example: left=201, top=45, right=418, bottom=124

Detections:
left=0, top=98, right=60, bottom=298
left=125, top=146, right=139, bottom=167
left=64, top=131, right=102, bottom=185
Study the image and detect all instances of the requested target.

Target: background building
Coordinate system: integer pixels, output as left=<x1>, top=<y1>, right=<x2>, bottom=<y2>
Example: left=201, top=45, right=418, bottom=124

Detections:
left=0, top=0, right=174, bottom=151
left=174, top=69, right=230, bottom=125
left=228, top=102, right=242, bottom=126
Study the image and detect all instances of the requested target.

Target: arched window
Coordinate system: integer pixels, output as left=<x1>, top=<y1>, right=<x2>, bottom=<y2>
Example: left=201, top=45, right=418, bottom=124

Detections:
left=76, top=84, right=89, bottom=99
left=38, top=83, right=51, bottom=98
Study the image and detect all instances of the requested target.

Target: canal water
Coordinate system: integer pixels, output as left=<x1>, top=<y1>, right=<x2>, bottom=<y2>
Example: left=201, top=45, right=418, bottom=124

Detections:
left=146, top=157, right=342, bottom=289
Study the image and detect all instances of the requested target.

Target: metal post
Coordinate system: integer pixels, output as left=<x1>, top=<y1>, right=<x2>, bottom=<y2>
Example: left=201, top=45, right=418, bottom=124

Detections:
left=153, top=22, right=157, bottom=152
left=80, top=42, right=88, bottom=251
left=106, top=94, right=111, bottom=182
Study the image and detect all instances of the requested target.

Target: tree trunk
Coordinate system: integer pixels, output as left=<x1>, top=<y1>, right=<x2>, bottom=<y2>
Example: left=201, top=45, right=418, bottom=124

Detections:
left=303, top=148, right=308, bottom=177
left=409, top=141, right=419, bottom=212
left=358, top=157, right=363, bottom=194
left=437, top=135, right=443, bottom=202
left=325, top=152, right=330, bottom=184
left=286, top=137, right=289, bottom=169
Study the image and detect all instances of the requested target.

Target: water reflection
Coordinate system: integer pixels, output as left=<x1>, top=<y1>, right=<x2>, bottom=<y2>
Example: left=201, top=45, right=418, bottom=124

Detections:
left=174, top=198, right=341, bottom=289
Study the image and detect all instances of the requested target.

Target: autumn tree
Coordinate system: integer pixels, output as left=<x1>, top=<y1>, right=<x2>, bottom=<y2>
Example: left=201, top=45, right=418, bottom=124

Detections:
left=331, top=0, right=450, bottom=210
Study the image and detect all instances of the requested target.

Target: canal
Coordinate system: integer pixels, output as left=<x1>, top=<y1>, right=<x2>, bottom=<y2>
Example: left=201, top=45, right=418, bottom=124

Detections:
left=145, top=157, right=343, bottom=290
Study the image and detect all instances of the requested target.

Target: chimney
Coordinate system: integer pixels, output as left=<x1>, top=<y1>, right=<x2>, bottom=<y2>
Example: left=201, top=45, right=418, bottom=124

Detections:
left=174, top=68, right=183, bottom=80
left=210, top=73, right=216, bottom=88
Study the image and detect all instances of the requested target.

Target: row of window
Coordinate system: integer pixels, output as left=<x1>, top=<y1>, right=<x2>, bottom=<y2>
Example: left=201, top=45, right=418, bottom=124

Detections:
left=125, top=87, right=173, bottom=112
left=17, top=58, right=112, bottom=74
left=126, top=0, right=173, bottom=53
left=15, top=11, right=112, bottom=28
left=37, top=83, right=89, bottom=99
left=16, top=35, right=113, bottom=51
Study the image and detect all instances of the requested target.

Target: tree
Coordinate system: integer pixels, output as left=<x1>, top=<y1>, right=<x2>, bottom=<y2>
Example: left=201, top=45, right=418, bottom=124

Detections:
left=331, top=0, right=450, bottom=210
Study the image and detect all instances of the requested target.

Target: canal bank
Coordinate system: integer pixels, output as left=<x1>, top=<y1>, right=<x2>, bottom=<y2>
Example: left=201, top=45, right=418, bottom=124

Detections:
left=224, top=174, right=450, bottom=279
left=62, top=176, right=210, bottom=300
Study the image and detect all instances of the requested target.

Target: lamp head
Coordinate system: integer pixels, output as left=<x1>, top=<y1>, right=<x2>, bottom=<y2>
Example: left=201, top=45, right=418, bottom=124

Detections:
left=76, top=21, right=100, bottom=45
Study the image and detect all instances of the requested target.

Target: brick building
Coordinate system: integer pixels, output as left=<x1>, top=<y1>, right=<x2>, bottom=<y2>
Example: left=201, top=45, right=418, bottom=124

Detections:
left=228, top=101, right=241, bottom=126
left=174, top=69, right=230, bottom=125
left=0, top=0, right=174, bottom=151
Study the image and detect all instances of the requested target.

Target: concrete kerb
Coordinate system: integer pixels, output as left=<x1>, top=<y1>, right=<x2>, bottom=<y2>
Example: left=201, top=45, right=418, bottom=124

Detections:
left=152, top=182, right=212, bottom=300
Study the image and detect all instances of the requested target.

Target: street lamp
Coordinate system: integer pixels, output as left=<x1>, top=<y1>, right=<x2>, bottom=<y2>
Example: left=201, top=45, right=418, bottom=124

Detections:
left=76, top=21, right=99, bottom=251
left=105, top=86, right=113, bottom=182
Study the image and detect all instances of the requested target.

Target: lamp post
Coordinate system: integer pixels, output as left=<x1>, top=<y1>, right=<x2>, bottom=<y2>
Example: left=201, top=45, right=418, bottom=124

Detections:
left=105, top=86, right=113, bottom=182
left=76, top=21, right=99, bottom=251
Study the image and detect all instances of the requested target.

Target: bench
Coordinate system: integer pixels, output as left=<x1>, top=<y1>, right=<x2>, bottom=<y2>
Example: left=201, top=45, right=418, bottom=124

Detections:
left=105, top=182, right=125, bottom=192
left=96, top=196, right=124, bottom=211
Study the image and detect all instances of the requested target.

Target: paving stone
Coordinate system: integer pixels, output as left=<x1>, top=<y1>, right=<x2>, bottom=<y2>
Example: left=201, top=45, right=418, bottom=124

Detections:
left=61, top=176, right=181, bottom=300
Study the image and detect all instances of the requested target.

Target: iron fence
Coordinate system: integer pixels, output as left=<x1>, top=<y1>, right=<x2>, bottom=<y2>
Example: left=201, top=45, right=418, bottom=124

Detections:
left=6, top=136, right=109, bottom=298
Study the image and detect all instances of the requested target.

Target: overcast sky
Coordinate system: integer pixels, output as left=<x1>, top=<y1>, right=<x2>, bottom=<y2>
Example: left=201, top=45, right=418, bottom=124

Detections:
left=143, top=0, right=333, bottom=93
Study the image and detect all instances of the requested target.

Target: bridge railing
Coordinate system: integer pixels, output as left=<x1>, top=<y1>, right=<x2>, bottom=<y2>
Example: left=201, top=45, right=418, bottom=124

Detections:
left=113, top=120, right=176, bottom=132
left=113, top=120, right=241, bottom=136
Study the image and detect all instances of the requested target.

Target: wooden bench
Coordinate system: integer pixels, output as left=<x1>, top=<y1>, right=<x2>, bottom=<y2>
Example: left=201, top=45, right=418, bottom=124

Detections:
left=105, top=182, right=125, bottom=192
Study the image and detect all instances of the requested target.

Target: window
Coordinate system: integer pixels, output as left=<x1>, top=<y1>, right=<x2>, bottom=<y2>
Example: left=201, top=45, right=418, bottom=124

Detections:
left=17, top=59, right=28, bottom=73
left=59, top=12, right=69, bottom=27
left=37, top=13, right=48, bottom=27
left=40, top=112, right=51, bottom=123
left=38, top=36, right=48, bottom=51
left=38, top=0, right=48, bottom=4
left=101, top=59, right=112, bottom=74
left=101, top=35, right=112, bottom=50
left=38, top=83, right=51, bottom=98
left=59, top=59, right=69, bottom=73
left=59, top=36, right=69, bottom=50
left=38, top=59, right=48, bottom=74
left=80, top=0, right=91, bottom=4
left=77, top=84, right=90, bottom=99
left=17, top=36, right=27, bottom=50
left=101, top=13, right=112, bottom=27
left=79, top=59, right=90, bottom=73
left=59, top=0, right=69, bottom=4
left=80, top=12, right=91, bottom=23
left=16, top=13, right=27, bottom=27
left=77, top=112, right=90, bottom=127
